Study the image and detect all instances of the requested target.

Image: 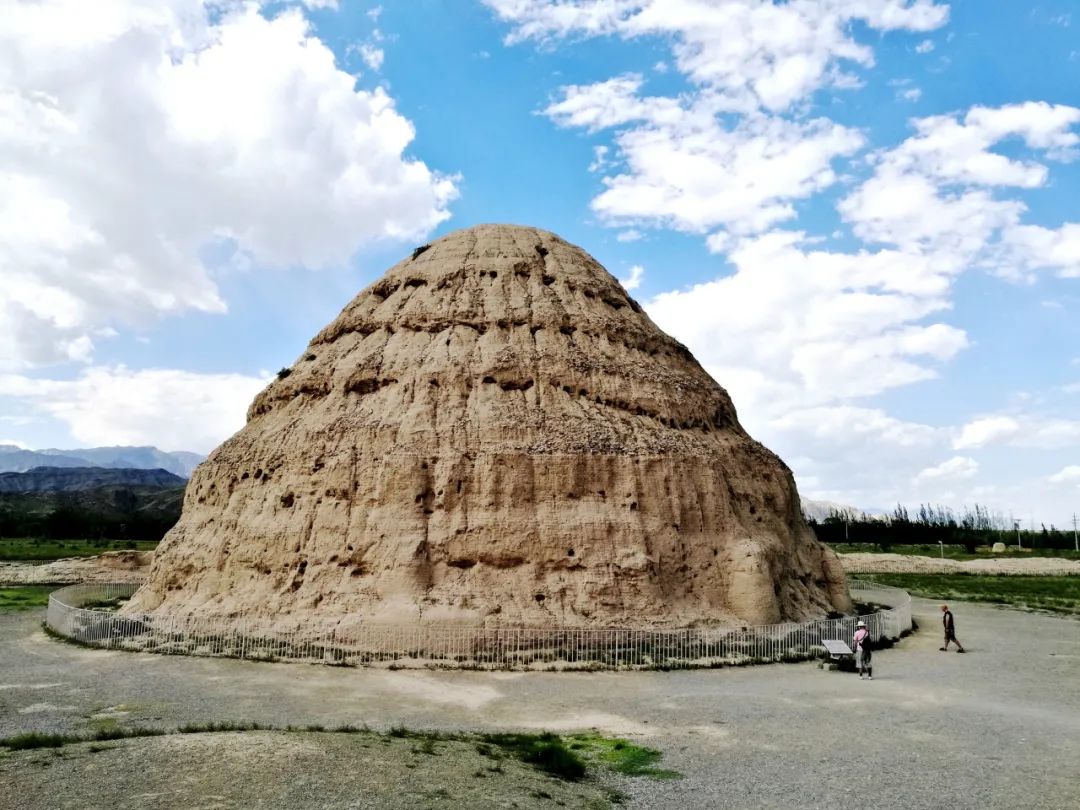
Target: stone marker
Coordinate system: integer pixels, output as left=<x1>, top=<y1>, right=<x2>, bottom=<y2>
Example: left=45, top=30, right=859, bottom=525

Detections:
left=127, top=225, right=850, bottom=629
left=992, top=542, right=1007, bottom=553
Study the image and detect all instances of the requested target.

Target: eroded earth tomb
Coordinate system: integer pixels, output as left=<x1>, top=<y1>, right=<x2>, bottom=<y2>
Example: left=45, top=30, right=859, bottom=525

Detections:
left=127, top=224, right=850, bottom=629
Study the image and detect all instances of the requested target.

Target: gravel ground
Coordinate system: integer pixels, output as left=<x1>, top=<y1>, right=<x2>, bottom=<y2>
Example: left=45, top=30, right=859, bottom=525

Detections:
left=0, top=730, right=611, bottom=809
left=840, top=553, right=1080, bottom=576
left=1, top=597, right=1077, bottom=810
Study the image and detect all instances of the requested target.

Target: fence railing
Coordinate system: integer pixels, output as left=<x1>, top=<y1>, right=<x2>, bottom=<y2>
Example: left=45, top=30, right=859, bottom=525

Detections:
left=46, top=580, right=911, bottom=670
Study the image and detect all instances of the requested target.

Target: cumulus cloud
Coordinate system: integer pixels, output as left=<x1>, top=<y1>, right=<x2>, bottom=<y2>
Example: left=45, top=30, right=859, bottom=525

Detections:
left=513, top=2, right=946, bottom=240
left=953, top=416, right=1022, bottom=449
left=358, top=43, right=385, bottom=71
left=544, top=77, right=863, bottom=234
left=913, top=456, right=979, bottom=484
left=838, top=103, right=1080, bottom=284
left=1048, top=465, right=1080, bottom=486
left=0, top=0, right=457, bottom=371
left=0, top=367, right=269, bottom=453
left=487, top=0, right=948, bottom=111
left=619, top=264, right=644, bottom=290
left=954, top=414, right=1080, bottom=450
left=646, top=230, right=967, bottom=416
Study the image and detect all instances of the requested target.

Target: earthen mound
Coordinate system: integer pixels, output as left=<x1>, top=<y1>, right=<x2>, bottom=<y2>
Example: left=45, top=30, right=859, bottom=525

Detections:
left=127, top=224, right=850, bottom=628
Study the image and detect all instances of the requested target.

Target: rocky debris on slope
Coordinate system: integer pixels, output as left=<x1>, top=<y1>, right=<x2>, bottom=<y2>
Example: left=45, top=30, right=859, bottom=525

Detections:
left=0, top=551, right=152, bottom=585
left=128, top=224, right=850, bottom=629
left=839, top=553, right=1080, bottom=576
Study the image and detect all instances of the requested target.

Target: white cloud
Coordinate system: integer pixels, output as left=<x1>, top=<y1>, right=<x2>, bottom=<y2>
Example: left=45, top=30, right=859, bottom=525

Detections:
left=998, top=223, right=1080, bottom=279
left=550, top=92, right=863, bottom=234
left=647, top=230, right=966, bottom=416
left=487, top=0, right=948, bottom=111
left=1048, top=466, right=1080, bottom=486
left=953, top=416, right=1022, bottom=449
left=616, top=229, right=643, bottom=242
left=0, top=367, right=269, bottom=453
left=301, top=0, right=339, bottom=9
left=358, top=43, right=385, bottom=71
left=619, top=264, right=644, bottom=291
left=502, top=1, right=943, bottom=239
left=915, top=39, right=935, bottom=53
left=0, top=1, right=456, bottom=371
left=900, top=87, right=922, bottom=102
left=838, top=103, right=1080, bottom=283
left=588, top=144, right=610, bottom=173
left=954, top=414, right=1080, bottom=449
left=914, top=456, right=979, bottom=484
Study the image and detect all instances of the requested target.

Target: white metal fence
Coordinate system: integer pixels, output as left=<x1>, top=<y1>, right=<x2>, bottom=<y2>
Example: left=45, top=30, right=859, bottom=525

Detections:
left=46, top=580, right=911, bottom=670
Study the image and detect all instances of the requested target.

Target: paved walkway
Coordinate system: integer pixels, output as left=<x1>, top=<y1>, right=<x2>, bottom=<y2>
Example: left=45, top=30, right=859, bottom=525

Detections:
left=1, top=598, right=1077, bottom=809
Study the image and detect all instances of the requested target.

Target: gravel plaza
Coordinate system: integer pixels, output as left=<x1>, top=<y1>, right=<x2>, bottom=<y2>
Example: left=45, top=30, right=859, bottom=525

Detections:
left=1, top=596, right=1077, bottom=809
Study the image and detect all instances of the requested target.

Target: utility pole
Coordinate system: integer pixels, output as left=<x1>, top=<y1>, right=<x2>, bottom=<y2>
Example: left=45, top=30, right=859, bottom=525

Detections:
left=1074, top=513, right=1078, bottom=553
left=1014, top=520, right=1022, bottom=551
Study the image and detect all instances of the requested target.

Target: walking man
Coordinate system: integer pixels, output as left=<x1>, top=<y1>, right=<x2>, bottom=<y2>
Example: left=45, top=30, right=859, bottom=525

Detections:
left=854, top=620, right=873, bottom=679
left=940, top=604, right=965, bottom=652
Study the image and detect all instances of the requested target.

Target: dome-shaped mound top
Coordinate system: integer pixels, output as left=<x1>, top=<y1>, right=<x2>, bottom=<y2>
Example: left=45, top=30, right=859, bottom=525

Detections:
left=128, top=224, right=849, bottom=628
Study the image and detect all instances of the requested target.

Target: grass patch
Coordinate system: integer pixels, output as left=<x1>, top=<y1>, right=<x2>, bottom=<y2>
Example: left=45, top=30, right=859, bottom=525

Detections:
left=0, top=586, right=53, bottom=611
left=568, top=733, right=681, bottom=779
left=0, top=721, right=669, bottom=794
left=0, top=537, right=157, bottom=562
left=1, top=732, right=71, bottom=750
left=861, top=574, right=1080, bottom=615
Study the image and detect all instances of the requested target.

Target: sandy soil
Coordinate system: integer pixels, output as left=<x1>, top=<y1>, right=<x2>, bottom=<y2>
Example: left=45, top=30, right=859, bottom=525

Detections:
left=839, top=552, right=1080, bottom=575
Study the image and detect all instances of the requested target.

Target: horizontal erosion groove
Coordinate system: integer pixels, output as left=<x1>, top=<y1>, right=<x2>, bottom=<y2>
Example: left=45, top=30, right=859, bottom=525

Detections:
left=547, top=379, right=722, bottom=432
left=252, top=370, right=721, bottom=431
left=315, top=318, right=689, bottom=362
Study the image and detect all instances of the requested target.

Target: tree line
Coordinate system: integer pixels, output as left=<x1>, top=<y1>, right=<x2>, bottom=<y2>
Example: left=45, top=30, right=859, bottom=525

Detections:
left=808, top=503, right=1077, bottom=552
left=0, top=488, right=182, bottom=541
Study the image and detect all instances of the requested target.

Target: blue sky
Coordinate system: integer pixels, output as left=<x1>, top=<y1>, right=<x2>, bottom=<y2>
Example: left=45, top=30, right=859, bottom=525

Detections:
left=1, top=0, right=1078, bottom=527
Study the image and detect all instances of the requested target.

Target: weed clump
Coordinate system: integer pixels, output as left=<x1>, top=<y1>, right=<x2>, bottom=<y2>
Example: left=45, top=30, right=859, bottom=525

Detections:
left=480, top=732, right=586, bottom=781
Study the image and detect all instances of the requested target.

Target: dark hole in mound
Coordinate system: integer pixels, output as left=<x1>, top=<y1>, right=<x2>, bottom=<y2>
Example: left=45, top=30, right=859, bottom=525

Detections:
left=448, top=559, right=477, bottom=569
left=534, top=593, right=545, bottom=602
left=411, top=244, right=430, bottom=260
left=535, top=245, right=548, bottom=258
left=280, top=493, right=295, bottom=508
left=567, top=549, right=575, bottom=557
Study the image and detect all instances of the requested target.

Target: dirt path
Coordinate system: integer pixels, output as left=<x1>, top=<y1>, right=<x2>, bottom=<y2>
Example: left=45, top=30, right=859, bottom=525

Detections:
left=0, top=552, right=150, bottom=585
left=1, top=598, right=1077, bottom=809
left=840, top=552, right=1080, bottom=575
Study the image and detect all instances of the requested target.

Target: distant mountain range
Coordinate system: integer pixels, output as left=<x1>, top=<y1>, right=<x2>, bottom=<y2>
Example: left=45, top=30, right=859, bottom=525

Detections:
left=0, top=466, right=186, bottom=494
left=0, top=445, right=203, bottom=478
